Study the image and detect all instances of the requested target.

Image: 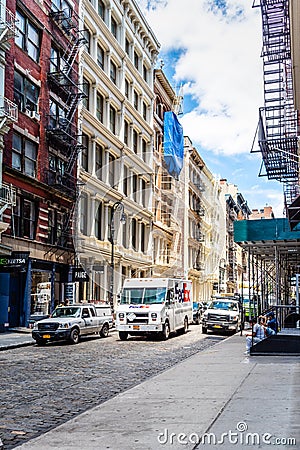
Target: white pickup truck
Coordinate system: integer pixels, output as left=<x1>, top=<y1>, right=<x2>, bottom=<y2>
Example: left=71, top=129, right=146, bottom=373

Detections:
left=32, top=303, right=113, bottom=345
left=201, top=297, right=243, bottom=334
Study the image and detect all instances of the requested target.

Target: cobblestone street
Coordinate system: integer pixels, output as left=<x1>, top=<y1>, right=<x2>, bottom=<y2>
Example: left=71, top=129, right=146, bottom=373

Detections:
left=0, top=326, right=225, bottom=449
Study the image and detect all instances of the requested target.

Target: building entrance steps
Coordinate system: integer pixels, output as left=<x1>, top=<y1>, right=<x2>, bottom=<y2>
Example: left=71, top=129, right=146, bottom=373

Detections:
left=14, top=334, right=300, bottom=450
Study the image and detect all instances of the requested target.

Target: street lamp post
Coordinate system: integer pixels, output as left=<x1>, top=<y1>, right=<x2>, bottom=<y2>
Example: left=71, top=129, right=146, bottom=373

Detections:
left=109, top=201, right=125, bottom=312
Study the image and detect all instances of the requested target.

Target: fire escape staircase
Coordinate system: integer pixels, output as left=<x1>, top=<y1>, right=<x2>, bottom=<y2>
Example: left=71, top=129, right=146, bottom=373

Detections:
left=253, top=0, right=300, bottom=229
left=0, top=5, right=18, bottom=130
left=47, top=5, right=86, bottom=184
left=0, top=1, right=17, bottom=45
left=45, top=7, right=86, bottom=258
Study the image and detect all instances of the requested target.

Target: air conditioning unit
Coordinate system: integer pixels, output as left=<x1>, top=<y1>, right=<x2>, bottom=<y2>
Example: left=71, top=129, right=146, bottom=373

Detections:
left=25, top=109, right=40, bottom=120
left=27, top=111, right=41, bottom=120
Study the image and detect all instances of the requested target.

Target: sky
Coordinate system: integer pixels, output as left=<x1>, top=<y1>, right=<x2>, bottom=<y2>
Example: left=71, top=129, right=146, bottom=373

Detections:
left=138, top=0, right=286, bottom=217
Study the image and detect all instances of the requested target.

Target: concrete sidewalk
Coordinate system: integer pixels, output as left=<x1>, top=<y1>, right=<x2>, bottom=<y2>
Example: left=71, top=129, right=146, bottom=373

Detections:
left=13, top=334, right=300, bottom=450
left=0, top=329, right=34, bottom=351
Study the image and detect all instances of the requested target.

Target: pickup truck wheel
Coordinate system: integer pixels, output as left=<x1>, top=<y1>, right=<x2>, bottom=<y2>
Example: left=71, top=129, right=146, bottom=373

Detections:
left=162, top=322, right=170, bottom=340
left=100, top=323, right=109, bottom=338
left=202, top=326, right=207, bottom=334
left=70, top=328, right=80, bottom=344
left=119, top=331, right=128, bottom=341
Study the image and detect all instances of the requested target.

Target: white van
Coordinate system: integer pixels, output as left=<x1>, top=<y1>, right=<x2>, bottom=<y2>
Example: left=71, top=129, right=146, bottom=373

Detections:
left=116, top=278, right=193, bottom=340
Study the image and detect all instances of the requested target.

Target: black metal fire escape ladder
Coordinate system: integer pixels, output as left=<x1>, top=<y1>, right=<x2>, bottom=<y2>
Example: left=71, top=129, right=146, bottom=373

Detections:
left=45, top=7, right=86, bottom=258
left=253, top=0, right=298, bottom=183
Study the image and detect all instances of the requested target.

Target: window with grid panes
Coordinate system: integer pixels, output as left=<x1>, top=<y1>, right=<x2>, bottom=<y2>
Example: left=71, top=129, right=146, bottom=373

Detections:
left=81, top=134, right=89, bottom=171
left=80, top=193, right=88, bottom=235
left=141, top=179, right=146, bottom=207
left=125, top=79, right=129, bottom=99
left=123, top=165, right=128, bottom=196
left=109, top=105, right=116, bottom=134
left=131, top=218, right=137, bottom=250
left=142, top=139, right=147, bottom=162
left=12, top=195, right=37, bottom=239
left=143, top=64, right=148, bottom=82
left=84, top=28, right=91, bottom=53
left=97, top=44, right=104, bottom=69
left=133, top=90, right=138, bottom=110
left=82, top=78, right=90, bottom=110
left=96, top=92, right=104, bottom=122
left=111, top=16, right=117, bottom=38
left=142, top=101, right=147, bottom=120
left=98, top=0, right=105, bottom=20
left=134, top=50, right=139, bottom=70
left=12, top=133, right=37, bottom=178
left=141, top=222, right=145, bottom=253
left=125, top=37, right=130, bottom=56
left=14, top=71, right=39, bottom=112
left=95, top=144, right=103, bottom=177
left=95, top=202, right=103, bottom=240
left=133, top=129, right=138, bottom=153
left=132, top=174, right=137, bottom=202
left=124, top=120, right=129, bottom=145
left=15, top=10, right=40, bottom=62
left=50, top=47, right=59, bottom=72
left=110, top=60, right=117, bottom=84
left=108, top=153, right=115, bottom=186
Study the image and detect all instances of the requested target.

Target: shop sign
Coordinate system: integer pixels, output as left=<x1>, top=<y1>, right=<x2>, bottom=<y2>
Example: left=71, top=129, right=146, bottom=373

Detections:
left=64, top=283, right=75, bottom=304
left=73, top=268, right=89, bottom=282
left=0, top=253, right=29, bottom=269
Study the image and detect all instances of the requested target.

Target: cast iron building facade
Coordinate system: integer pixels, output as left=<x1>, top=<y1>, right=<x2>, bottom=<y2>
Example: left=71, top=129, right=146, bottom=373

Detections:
left=76, top=0, right=159, bottom=308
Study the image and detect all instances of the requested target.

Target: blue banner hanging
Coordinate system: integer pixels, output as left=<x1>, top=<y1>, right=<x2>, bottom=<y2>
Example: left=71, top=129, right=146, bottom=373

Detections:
left=163, top=111, right=184, bottom=179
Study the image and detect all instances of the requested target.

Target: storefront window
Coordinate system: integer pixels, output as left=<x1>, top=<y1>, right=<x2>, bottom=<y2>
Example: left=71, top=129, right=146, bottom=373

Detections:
left=30, top=272, right=51, bottom=316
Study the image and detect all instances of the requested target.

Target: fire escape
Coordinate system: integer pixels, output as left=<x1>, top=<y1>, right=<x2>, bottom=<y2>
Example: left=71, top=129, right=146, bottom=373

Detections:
left=0, top=2, right=18, bottom=220
left=45, top=4, right=86, bottom=258
left=253, top=0, right=300, bottom=229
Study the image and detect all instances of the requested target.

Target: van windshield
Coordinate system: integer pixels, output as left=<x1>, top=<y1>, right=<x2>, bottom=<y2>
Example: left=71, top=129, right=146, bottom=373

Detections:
left=121, top=288, right=166, bottom=305
left=208, top=301, right=238, bottom=311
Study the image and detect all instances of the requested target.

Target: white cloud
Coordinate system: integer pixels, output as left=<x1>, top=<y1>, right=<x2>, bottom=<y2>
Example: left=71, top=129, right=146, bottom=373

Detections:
left=141, top=0, right=264, bottom=156
left=244, top=182, right=285, bottom=218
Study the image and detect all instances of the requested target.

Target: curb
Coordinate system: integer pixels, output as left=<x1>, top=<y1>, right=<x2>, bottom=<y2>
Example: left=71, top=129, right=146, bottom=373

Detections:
left=0, top=341, right=34, bottom=351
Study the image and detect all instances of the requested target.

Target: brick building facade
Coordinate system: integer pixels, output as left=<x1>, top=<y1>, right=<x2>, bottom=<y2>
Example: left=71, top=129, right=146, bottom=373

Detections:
left=0, top=0, right=83, bottom=328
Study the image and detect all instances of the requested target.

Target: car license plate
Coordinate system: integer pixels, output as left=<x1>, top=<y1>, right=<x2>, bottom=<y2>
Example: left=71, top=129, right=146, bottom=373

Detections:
left=133, top=325, right=140, bottom=330
left=213, top=325, right=222, bottom=329
left=43, top=334, right=51, bottom=339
